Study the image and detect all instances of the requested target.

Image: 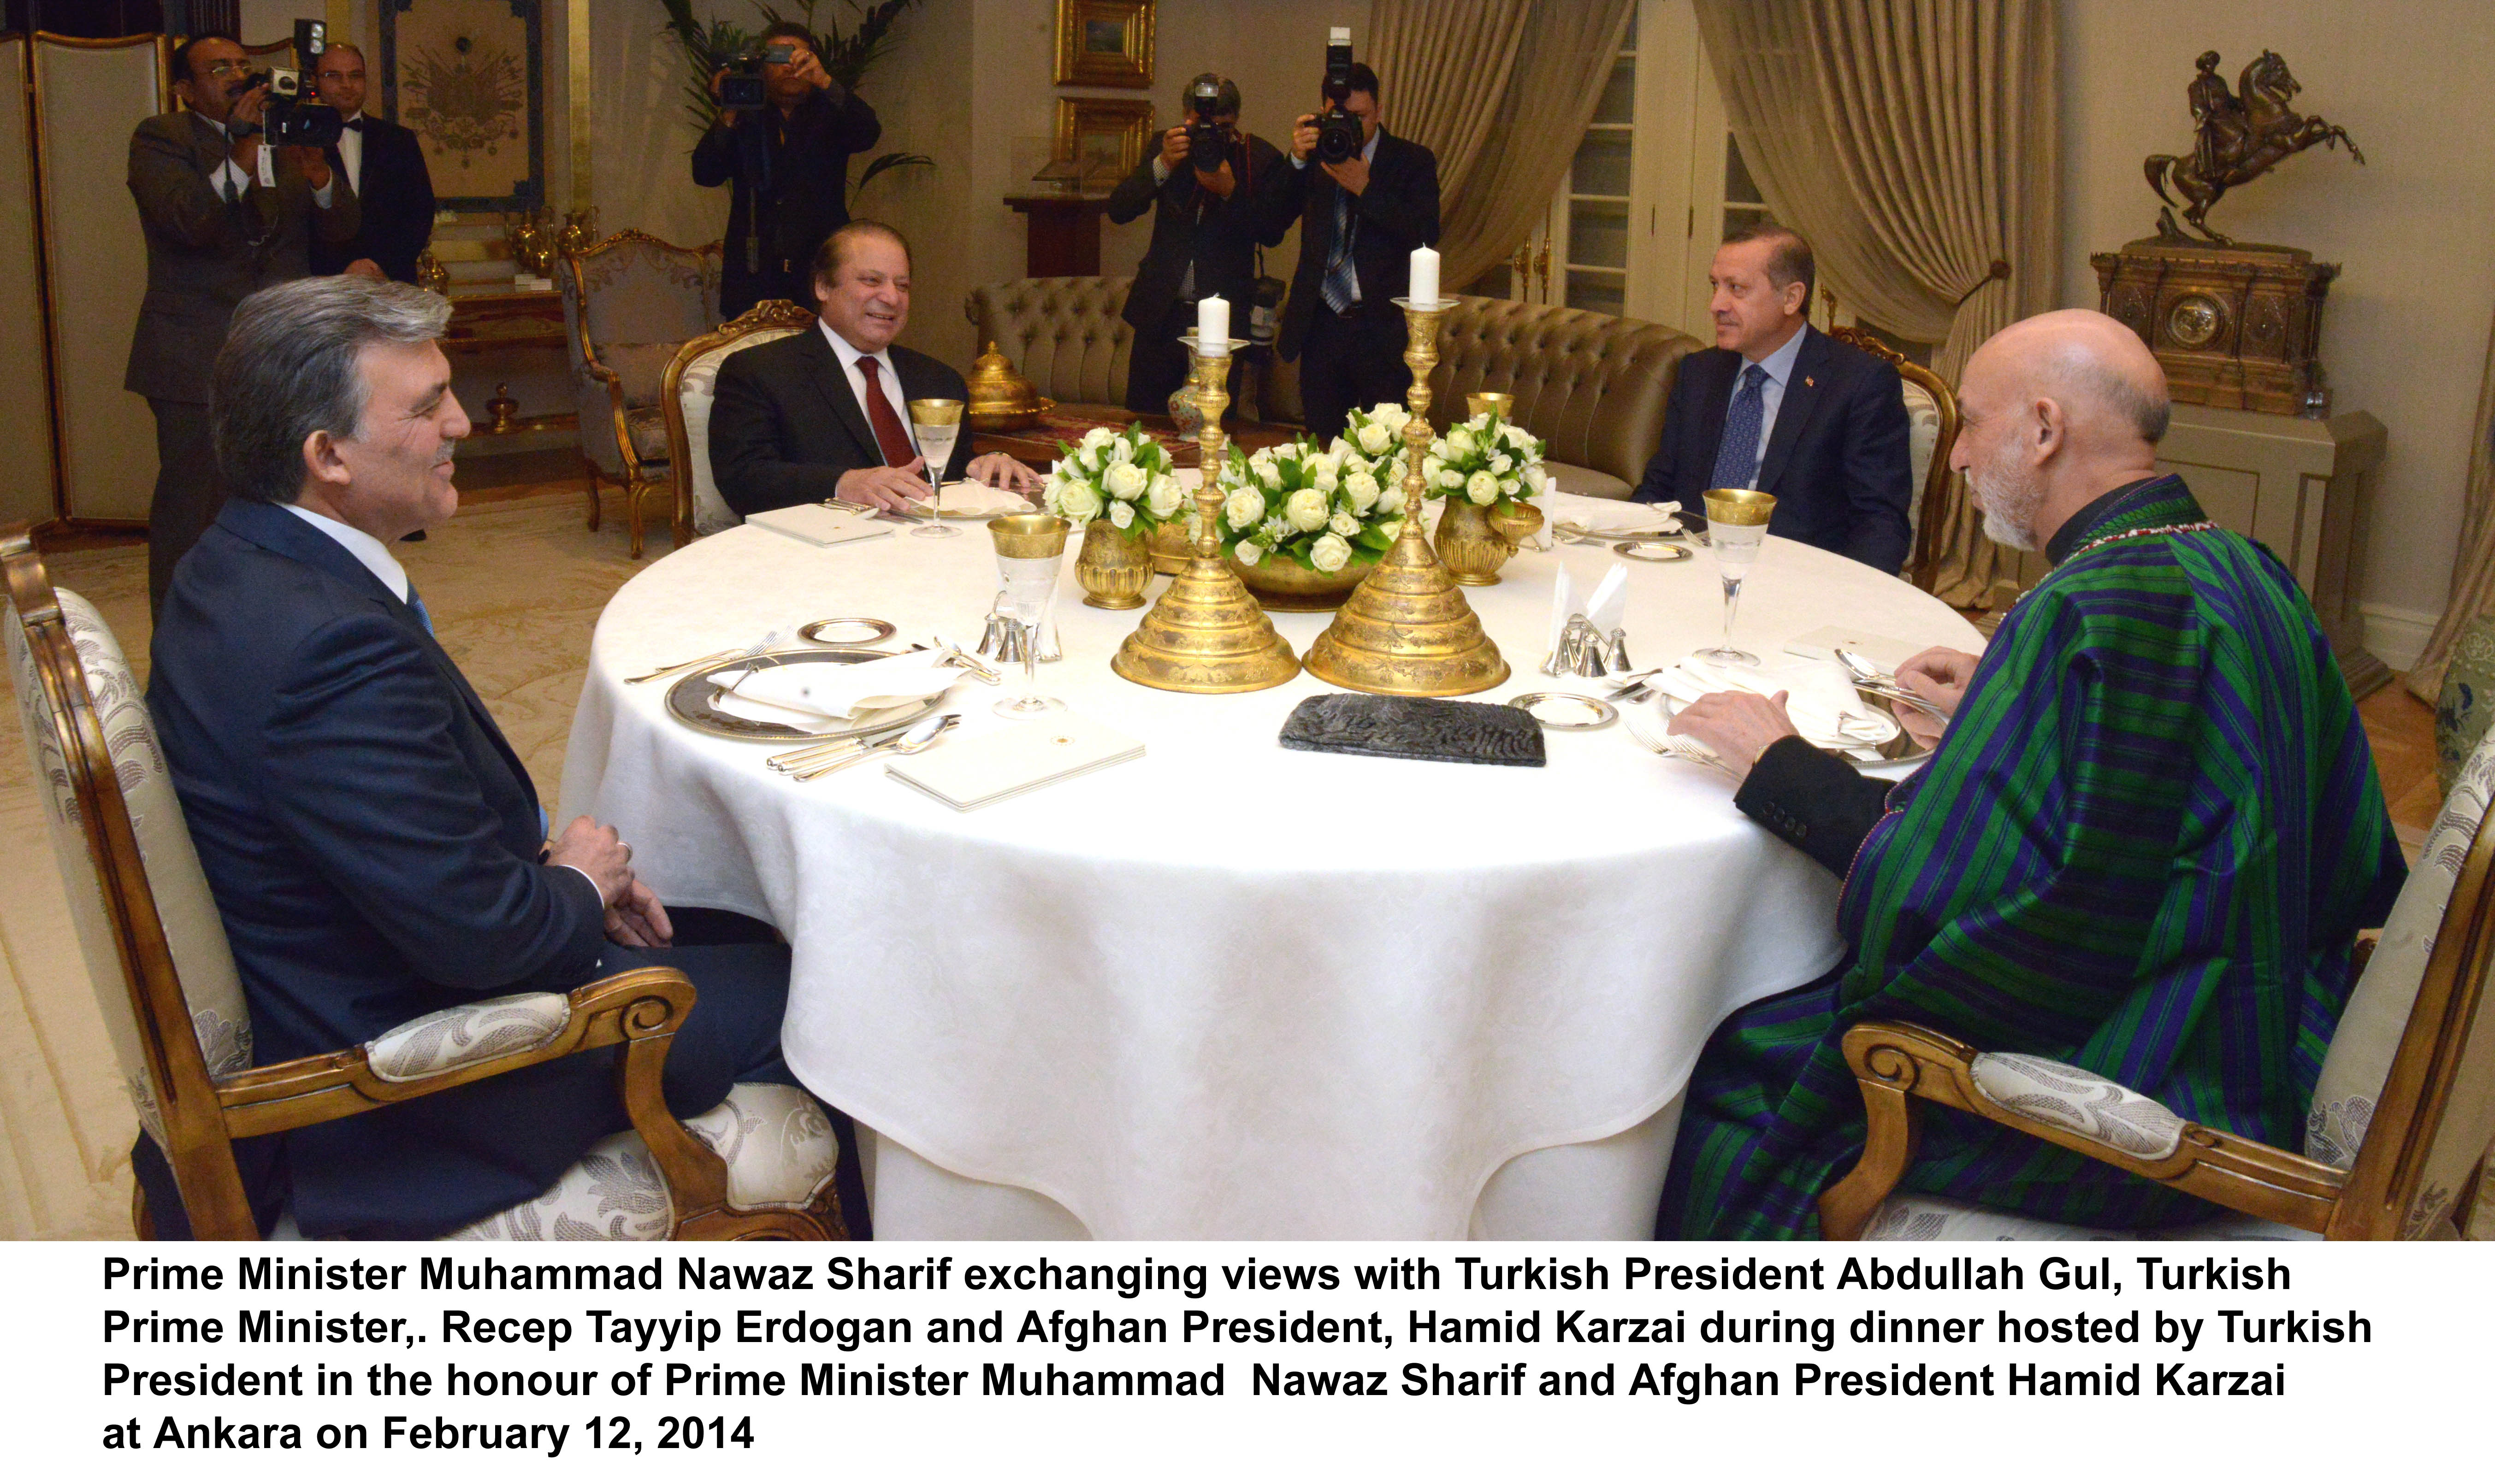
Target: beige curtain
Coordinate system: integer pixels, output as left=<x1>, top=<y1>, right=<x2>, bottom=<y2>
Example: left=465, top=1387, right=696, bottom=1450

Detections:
left=1368, top=0, right=1638, bottom=291
left=2403, top=314, right=2495, bottom=702
left=1692, top=0, right=2058, bottom=605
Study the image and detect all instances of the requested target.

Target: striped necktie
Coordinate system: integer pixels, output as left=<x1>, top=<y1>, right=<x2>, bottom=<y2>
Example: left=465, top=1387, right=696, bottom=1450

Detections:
left=1710, top=364, right=1771, bottom=492
left=1320, top=189, right=1359, bottom=313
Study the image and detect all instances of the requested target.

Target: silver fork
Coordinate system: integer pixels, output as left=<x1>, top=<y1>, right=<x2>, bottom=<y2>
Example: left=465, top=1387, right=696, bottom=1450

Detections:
left=627, top=628, right=786, bottom=685
left=786, top=713, right=960, bottom=781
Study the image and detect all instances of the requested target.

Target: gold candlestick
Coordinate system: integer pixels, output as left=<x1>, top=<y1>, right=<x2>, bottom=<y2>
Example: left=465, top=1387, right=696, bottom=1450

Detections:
left=1301, top=300, right=1508, bottom=695
left=1110, top=337, right=1299, bottom=693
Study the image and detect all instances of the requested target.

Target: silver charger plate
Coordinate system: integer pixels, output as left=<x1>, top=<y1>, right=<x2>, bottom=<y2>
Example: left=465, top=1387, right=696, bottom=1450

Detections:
left=1507, top=692, right=1619, bottom=730
left=667, top=647, right=944, bottom=742
left=1613, top=539, right=1691, bottom=562
left=798, top=616, right=899, bottom=644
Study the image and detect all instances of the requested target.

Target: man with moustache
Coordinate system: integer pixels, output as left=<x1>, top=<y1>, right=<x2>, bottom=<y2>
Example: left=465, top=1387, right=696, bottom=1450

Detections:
left=145, top=277, right=833, bottom=1239
left=1653, top=309, right=2404, bottom=1239
left=307, top=41, right=436, bottom=283
left=709, top=219, right=1043, bottom=517
left=1630, top=222, right=1911, bottom=573
left=129, top=32, right=359, bottom=615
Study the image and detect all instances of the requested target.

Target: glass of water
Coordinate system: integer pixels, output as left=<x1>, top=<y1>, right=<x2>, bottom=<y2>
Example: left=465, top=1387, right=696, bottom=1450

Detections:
left=987, top=513, right=1070, bottom=716
left=1697, top=487, right=1777, bottom=665
left=907, top=398, right=964, bottom=538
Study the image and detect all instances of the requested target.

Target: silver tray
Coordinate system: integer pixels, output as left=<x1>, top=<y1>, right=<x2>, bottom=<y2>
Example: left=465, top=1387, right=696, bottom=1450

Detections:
left=666, top=647, right=945, bottom=742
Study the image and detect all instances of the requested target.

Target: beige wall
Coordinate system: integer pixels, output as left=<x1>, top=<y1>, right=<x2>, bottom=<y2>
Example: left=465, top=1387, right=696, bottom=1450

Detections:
left=2059, top=0, right=2495, bottom=645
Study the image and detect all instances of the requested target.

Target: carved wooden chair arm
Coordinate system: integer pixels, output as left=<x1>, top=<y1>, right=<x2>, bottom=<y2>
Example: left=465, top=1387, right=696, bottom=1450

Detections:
left=1817, top=1019, right=2347, bottom=1240
left=213, top=966, right=732, bottom=1215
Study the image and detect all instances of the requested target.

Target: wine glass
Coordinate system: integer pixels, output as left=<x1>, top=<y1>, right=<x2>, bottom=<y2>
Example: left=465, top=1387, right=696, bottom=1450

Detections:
left=987, top=513, right=1070, bottom=716
left=907, top=398, right=964, bottom=539
left=1697, top=487, right=1777, bottom=665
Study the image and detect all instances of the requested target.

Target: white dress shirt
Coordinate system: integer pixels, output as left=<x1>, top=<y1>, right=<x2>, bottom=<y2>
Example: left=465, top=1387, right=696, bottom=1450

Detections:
left=818, top=320, right=921, bottom=465
left=335, top=111, right=365, bottom=194
left=1727, top=322, right=1812, bottom=474
left=282, top=501, right=408, bottom=600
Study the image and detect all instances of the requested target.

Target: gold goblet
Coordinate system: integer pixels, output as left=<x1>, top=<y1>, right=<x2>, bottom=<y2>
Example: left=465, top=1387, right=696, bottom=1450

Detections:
left=906, top=398, right=965, bottom=536
left=989, top=512, right=1071, bottom=714
left=1697, top=487, right=1777, bottom=665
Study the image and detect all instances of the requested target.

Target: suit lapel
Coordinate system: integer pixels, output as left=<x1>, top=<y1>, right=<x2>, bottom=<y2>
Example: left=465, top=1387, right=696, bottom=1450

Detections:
left=215, top=503, right=540, bottom=816
left=1754, top=328, right=1830, bottom=496
left=1691, top=353, right=1734, bottom=491
left=797, top=330, right=883, bottom=465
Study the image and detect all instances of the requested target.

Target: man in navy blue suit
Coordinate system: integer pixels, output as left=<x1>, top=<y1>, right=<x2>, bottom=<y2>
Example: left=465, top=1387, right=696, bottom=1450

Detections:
left=1632, top=223, right=1914, bottom=573
left=145, top=276, right=834, bottom=1239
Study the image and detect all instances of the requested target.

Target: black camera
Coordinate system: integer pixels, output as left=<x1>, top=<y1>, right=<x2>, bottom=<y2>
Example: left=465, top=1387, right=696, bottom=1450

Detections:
left=246, top=20, right=344, bottom=149
left=716, top=43, right=796, bottom=111
left=1184, top=77, right=1227, bottom=167
left=1314, top=26, right=1361, bottom=165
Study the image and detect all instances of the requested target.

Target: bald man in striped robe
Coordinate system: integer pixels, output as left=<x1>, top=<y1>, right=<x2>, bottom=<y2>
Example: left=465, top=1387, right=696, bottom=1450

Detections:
left=1655, top=310, right=2405, bottom=1240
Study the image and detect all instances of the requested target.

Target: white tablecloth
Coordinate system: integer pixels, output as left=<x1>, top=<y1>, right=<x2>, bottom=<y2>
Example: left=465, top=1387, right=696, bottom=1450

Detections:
left=560, top=493, right=1980, bottom=1238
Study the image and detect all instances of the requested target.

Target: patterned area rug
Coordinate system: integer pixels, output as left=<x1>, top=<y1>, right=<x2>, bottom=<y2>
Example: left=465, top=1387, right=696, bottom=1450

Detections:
left=0, top=489, right=637, bottom=1239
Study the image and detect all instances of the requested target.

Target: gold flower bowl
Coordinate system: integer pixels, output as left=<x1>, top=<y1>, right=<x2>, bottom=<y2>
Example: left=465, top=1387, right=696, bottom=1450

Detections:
left=1228, top=554, right=1377, bottom=611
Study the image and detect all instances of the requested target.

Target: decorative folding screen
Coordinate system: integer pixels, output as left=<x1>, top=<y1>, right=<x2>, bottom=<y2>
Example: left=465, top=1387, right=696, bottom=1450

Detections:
left=30, top=33, right=167, bottom=524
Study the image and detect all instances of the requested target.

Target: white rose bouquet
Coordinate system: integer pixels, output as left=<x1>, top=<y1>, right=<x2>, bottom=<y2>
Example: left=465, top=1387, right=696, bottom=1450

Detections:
left=1042, top=423, right=1181, bottom=534
left=1212, top=436, right=1404, bottom=574
left=1424, top=410, right=1549, bottom=512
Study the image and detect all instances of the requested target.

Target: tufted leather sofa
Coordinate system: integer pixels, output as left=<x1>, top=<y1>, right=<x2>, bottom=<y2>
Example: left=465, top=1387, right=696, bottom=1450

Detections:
left=967, top=279, right=1707, bottom=499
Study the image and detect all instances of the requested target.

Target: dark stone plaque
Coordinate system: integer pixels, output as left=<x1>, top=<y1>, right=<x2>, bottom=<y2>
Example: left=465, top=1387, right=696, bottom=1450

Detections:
left=1277, top=694, right=1547, bottom=767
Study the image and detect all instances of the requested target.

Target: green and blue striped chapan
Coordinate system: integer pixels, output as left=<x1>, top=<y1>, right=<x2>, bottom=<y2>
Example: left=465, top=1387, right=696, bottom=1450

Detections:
left=1658, top=476, right=2405, bottom=1239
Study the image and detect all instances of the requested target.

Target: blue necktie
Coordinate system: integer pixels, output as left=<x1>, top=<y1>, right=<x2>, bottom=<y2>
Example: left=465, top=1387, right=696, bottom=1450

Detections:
left=1321, top=189, right=1359, bottom=312
left=407, top=589, right=434, bottom=635
left=1710, top=364, right=1771, bottom=491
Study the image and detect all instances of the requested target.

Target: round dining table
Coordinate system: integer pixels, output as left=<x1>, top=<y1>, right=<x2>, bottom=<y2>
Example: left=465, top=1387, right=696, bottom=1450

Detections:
left=560, top=490, right=1982, bottom=1239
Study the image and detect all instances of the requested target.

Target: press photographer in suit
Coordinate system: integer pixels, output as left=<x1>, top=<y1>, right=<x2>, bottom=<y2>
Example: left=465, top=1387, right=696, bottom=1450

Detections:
left=307, top=43, right=436, bottom=283
left=692, top=22, right=884, bottom=318
left=1631, top=223, right=1912, bottom=573
left=709, top=221, right=1044, bottom=516
left=1107, top=73, right=1289, bottom=417
left=1265, top=57, right=1440, bottom=442
left=129, top=32, right=358, bottom=618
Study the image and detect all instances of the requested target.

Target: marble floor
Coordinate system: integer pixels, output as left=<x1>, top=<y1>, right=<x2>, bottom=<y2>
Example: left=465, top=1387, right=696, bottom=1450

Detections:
left=0, top=466, right=2458, bottom=1238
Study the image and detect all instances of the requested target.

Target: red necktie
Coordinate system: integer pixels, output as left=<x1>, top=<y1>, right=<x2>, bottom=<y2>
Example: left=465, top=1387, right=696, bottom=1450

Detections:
left=855, top=356, right=917, bottom=468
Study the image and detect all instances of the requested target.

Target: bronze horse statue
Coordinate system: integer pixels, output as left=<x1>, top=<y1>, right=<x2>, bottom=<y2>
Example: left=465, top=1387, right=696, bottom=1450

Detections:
left=2145, top=49, right=2364, bottom=244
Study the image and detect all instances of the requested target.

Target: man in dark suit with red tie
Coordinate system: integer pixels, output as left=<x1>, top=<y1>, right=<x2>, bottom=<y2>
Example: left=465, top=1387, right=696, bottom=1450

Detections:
left=307, top=42, right=436, bottom=283
left=708, top=221, right=1043, bottom=516
left=1632, top=223, right=1914, bottom=573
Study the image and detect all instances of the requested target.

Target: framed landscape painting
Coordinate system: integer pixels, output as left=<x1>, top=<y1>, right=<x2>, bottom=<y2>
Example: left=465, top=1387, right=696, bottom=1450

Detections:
left=1054, top=0, right=1154, bottom=89
left=1054, top=97, right=1154, bottom=188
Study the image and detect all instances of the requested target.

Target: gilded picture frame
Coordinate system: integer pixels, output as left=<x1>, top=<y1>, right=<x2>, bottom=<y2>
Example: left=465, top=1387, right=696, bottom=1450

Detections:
left=379, top=0, right=547, bottom=213
left=1054, top=97, right=1155, bottom=188
left=1053, top=0, right=1155, bottom=89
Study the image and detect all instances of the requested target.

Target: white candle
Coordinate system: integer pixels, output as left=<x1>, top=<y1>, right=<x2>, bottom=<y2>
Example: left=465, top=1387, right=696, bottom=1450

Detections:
left=1409, top=246, right=1440, bottom=306
left=1196, top=295, right=1230, bottom=348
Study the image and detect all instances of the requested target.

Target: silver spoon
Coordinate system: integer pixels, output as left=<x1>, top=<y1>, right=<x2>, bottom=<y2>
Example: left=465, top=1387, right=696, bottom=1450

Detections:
left=788, top=712, right=959, bottom=781
left=1836, top=648, right=1952, bottom=719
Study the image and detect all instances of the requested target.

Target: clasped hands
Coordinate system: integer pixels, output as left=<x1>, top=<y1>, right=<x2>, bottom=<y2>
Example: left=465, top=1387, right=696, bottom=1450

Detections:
left=547, top=816, right=673, bottom=948
left=836, top=452, right=1046, bottom=513
left=1666, top=646, right=1977, bottom=781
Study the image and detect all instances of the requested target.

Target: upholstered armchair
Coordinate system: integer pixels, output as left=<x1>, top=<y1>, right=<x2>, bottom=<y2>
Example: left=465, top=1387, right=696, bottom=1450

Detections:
left=1823, top=325, right=1962, bottom=588
left=1820, top=725, right=2495, bottom=1241
left=561, top=231, right=723, bottom=559
left=963, top=277, right=1136, bottom=410
left=662, top=300, right=824, bottom=543
left=2, top=529, right=845, bottom=1241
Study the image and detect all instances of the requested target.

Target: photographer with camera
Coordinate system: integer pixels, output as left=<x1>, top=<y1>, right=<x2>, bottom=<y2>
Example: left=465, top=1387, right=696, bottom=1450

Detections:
left=1263, top=31, right=1440, bottom=442
left=692, top=22, right=883, bottom=318
left=1106, top=73, right=1289, bottom=418
left=128, top=30, right=358, bottom=617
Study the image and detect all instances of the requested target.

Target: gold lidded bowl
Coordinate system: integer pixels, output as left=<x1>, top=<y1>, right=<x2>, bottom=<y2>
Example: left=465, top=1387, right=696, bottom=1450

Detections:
left=965, top=342, right=1054, bottom=432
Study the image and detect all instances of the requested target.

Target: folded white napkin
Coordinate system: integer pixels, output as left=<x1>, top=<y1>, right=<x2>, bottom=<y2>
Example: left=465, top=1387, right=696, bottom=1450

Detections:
left=1543, top=492, right=1684, bottom=534
left=711, top=651, right=958, bottom=723
left=1652, top=654, right=1899, bottom=759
